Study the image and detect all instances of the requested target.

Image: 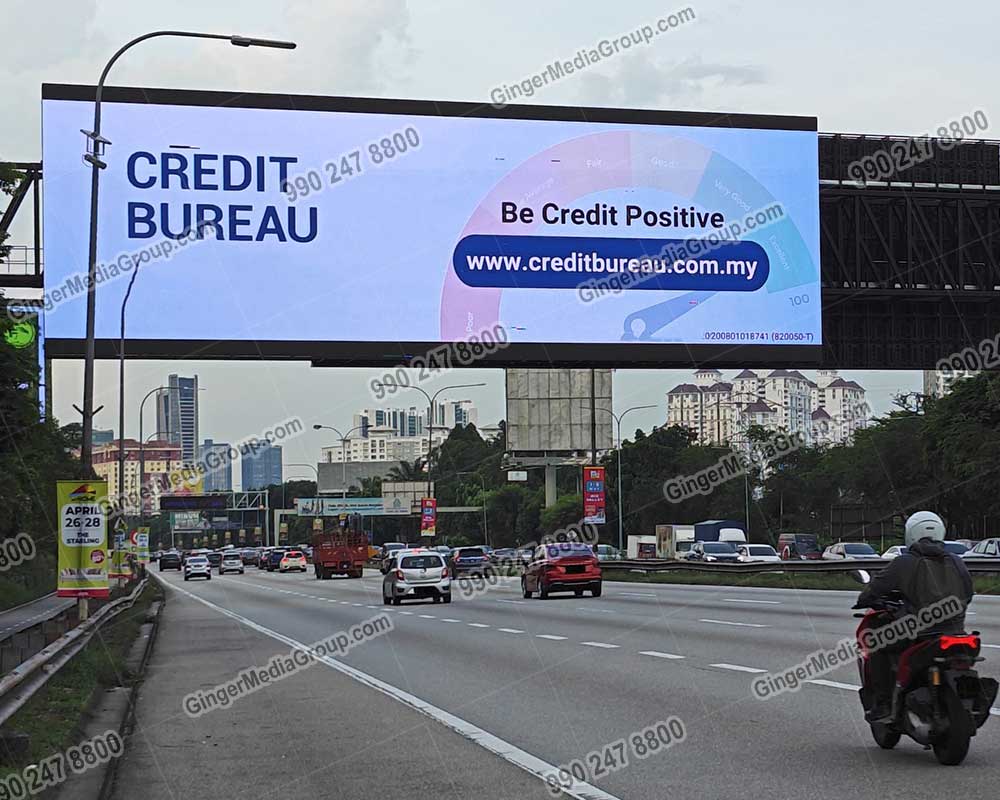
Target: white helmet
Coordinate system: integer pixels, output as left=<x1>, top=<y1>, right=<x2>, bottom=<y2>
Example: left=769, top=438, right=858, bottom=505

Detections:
left=904, top=511, right=946, bottom=547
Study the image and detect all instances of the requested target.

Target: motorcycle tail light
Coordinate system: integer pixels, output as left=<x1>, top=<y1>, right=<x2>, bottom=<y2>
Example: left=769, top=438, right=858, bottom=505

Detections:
left=940, top=635, right=980, bottom=651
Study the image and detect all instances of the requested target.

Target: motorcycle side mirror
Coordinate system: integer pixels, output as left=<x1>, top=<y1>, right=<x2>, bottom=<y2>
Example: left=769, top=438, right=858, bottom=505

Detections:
left=849, top=569, right=871, bottom=585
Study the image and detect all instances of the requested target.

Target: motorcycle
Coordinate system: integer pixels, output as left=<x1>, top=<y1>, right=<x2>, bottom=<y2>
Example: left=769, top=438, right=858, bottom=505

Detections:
left=851, top=570, right=997, bottom=765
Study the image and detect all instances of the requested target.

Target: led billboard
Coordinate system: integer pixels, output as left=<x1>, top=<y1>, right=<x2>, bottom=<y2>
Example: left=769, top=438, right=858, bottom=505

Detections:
left=41, top=85, right=820, bottom=365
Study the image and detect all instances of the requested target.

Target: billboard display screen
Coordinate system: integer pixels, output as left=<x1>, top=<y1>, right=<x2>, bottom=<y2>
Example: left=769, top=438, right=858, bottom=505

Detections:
left=41, top=85, right=820, bottom=365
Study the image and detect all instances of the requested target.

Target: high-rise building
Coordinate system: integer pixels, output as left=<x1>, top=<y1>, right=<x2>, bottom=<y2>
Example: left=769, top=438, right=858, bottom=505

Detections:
left=198, top=439, right=233, bottom=492
left=665, top=369, right=869, bottom=446
left=92, top=428, right=115, bottom=447
left=92, top=438, right=183, bottom=514
left=240, top=440, right=283, bottom=490
left=353, top=400, right=479, bottom=439
left=354, top=407, right=426, bottom=438
left=156, top=374, right=199, bottom=465
left=922, top=368, right=978, bottom=398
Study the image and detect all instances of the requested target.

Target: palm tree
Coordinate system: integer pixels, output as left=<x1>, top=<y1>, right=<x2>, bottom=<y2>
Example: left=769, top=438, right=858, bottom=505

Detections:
left=349, top=476, right=383, bottom=497
left=387, top=459, right=425, bottom=482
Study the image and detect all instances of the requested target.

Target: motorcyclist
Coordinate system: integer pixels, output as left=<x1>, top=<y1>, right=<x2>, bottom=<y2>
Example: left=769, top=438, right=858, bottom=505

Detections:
left=854, top=511, right=973, bottom=722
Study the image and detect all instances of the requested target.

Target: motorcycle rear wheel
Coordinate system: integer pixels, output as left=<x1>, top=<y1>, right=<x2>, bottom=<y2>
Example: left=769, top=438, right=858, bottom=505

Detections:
left=932, top=689, right=972, bottom=766
left=870, top=722, right=901, bottom=749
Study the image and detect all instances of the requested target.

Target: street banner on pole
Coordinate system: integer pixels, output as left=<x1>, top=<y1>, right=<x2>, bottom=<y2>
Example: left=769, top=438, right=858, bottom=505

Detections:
left=136, top=527, right=150, bottom=564
left=583, top=466, right=607, bottom=525
left=420, top=498, right=437, bottom=537
left=56, top=481, right=109, bottom=598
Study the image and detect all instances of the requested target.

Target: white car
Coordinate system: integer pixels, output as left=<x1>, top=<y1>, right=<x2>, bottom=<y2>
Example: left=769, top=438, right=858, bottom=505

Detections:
left=279, top=550, right=308, bottom=573
left=822, top=542, right=880, bottom=560
left=383, top=549, right=451, bottom=605
left=736, top=544, right=781, bottom=563
left=218, top=552, right=245, bottom=574
left=595, top=544, right=621, bottom=562
left=184, top=555, right=212, bottom=581
left=963, top=538, right=1000, bottom=559
left=882, top=545, right=906, bottom=559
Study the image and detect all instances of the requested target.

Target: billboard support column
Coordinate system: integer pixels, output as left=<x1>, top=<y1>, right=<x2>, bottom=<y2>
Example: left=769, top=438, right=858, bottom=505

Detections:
left=544, top=465, right=557, bottom=508
left=590, top=369, right=597, bottom=466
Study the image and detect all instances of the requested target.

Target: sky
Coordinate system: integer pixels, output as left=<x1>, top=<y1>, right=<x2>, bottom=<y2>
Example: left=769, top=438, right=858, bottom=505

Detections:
left=6, top=0, right=991, bottom=486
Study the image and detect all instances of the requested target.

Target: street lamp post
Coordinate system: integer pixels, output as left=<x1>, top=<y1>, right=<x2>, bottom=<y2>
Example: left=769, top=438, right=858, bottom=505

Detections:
left=312, top=425, right=365, bottom=498
left=718, top=392, right=789, bottom=535
left=284, top=463, right=320, bottom=526
left=596, top=405, right=656, bottom=553
left=457, top=471, right=489, bottom=547
left=137, top=385, right=204, bottom=523
left=368, top=383, right=487, bottom=497
left=79, top=30, right=296, bottom=473
left=135, top=385, right=168, bottom=522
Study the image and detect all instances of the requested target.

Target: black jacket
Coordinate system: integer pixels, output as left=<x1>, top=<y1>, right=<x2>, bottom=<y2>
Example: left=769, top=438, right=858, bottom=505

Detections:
left=857, top=538, right=973, bottom=634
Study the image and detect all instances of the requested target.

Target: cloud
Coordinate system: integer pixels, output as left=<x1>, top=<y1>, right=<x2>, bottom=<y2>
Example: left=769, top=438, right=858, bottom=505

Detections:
left=281, top=0, right=416, bottom=95
left=572, top=51, right=768, bottom=110
left=3, top=0, right=108, bottom=75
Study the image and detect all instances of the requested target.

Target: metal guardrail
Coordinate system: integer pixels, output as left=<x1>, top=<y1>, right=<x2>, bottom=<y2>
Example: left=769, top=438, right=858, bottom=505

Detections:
left=0, top=578, right=148, bottom=728
left=602, top=558, right=1000, bottom=574
left=0, top=594, right=77, bottom=647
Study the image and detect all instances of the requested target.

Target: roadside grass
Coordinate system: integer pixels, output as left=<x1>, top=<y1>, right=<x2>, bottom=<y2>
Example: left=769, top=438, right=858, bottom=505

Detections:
left=0, top=582, right=162, bottom=774
left=0, top=555, right=58, bottom=612
left=602, top=568, right=1000, bottom=594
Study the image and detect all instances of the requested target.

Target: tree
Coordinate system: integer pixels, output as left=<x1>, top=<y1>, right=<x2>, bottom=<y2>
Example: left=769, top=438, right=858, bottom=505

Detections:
left=350, top=476, right=382, bottom=497
left=387, top=459, right=425, bottom=482
left=0, top=164, right=24, bottom=262
left=0, top=294, right=84, bottom=605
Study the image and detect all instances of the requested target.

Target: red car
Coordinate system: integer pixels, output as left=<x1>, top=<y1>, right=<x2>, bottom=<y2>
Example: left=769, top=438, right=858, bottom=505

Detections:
left=522, top=542, right=602, bottom=599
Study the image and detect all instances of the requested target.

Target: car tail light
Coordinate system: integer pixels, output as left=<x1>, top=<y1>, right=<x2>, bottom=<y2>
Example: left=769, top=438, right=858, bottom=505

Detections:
left=395, top=569, right=404, bottom=580
left=441, top=567, right=449, bottom=578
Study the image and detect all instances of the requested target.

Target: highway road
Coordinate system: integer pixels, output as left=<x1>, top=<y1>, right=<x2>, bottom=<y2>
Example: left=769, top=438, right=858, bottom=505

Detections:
left=0, top=592, right=74, bottom=642
left=129, top=568, right=1000, bottom=799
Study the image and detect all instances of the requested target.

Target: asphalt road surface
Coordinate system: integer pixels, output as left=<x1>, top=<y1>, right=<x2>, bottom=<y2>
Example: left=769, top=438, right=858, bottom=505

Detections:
left=123, top=568, right=1000, bottom=800
left=0, top=593, right=74, bottom=642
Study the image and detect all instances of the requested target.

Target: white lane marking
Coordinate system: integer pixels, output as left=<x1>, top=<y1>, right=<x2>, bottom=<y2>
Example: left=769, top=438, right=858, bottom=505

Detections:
left=399, top=611, right=415, bottom=616
left=536, top=634, right=568, bottom=641
left=723, top=599, right=780, bottom=605
left=639, top=651, right=685, bottom=660
left=807, top=679, right=860, bottom=691
left=618, top=592, right=656, bottom=598
left=577, top=608, right=615, bottom=614
left=581, top=642, right=620, bottom=649
left=991, top=708, right=1000, bottom=716
left=711, top=663, right=767, bottom=674
left=366, top=605, right=378, bottom=609
left=441, top=618, right=461, bottom=623
left=352, top=603, right=364, bottom=607
left=418, top=614, right=437, bottom=619
left=700, top=619, right=769, bottom=628
left=159, top=578, right=623, bottom=800
left=982, top=644, right=1000, bottom=649
left=498, top=628, right=524, bottom=634
left=496, top=599, right=521, bottom=605
left=467, top=623, right=490, bottom=628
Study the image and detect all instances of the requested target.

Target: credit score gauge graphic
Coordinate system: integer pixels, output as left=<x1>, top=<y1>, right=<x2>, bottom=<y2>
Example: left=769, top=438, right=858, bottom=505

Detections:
left=442, top=129, right=819, bottom=347
left=41, top=85, right=819, bottom=365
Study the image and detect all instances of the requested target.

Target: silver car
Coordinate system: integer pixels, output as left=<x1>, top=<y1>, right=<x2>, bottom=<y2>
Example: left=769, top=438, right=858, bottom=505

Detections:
left=962, top=538, right=1000, bottom=559
left=218, top=552, right=245, bottom=574
left=184, top=555, right=212, bottom=581
left=383, top=550, right=451, bottom=605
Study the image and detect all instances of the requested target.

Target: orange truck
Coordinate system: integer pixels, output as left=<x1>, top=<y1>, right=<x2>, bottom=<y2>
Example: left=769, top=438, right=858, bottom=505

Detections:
left=312, top=514, right=368, bottom=579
